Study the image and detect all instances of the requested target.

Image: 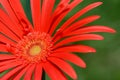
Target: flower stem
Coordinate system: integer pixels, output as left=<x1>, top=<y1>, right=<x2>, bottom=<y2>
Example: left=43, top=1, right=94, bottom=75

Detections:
left=42, top=70, right=45, bottom=80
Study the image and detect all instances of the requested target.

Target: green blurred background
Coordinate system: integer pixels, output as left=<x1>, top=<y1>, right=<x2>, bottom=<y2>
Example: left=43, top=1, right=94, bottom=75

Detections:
left=1, top=0, right=120, bottom=80
left=21, top=0, right=120, bottom=80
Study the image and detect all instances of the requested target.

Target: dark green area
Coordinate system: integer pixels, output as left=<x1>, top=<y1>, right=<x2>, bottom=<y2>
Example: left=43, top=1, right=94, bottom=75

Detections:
left=1, top=0, right=120, bottom=80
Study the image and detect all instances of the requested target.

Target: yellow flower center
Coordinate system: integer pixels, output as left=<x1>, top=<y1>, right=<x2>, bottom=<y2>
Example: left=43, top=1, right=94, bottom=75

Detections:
left=15, top=32, right=52, bottom=63
left=29, top=45, right=42, bottom=56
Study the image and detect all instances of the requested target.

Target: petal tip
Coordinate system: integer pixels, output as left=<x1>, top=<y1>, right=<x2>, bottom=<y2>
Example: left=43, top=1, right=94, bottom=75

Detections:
left=104, top=27, right=116, bottom=34
left=96, top=2, right=103, bottom=5
left=95, top=15, right=101, bottom=19
left=90, top=49, right=96, bottom=53
left=81, top=63, right=86, bottom=68
left=111, top=29, right=116, bottom=33
left=99, top=36, right=104, bottom=40
left=73, top=74, right=77, bottom=80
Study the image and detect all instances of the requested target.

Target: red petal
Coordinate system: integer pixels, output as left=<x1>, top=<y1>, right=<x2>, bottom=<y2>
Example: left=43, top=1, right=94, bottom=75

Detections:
left=0, top=0, right=27, bottom=26
left=0, top=34, right=16, bottom=45
left=0, top=54, right=15, bottom=60
left=0, top=21, right=20, bottom=42
left=1, top=65, right=26, bottom=80
left=9, top=0, right=26, bottom=16
left=59, top=2, right=102, bottom=31
left=43, top=62, right=67, bottom=80
left=7, top=0, right=26, bottom=17
left=0, top=61, right=22, bottom=72
left=34, top=63, right=42, bottom=80
left=43, top=0, right=55, bottom=33
left=0, top=0, right=33, bottom=33
left=52, top=0, right=70, bottom=17
left=0, top=0, right=19, bottom=24
left=53, top=34, right=104, bottom=49
left=65, top=15, right=100, bottom=32
left=53, top=45, right=96, bottom=53
left=49, top=0, right=83, bottom=35
left=53, top=15, right=100, bottom=41
left=53, top=15, right=100, bottom=42
left=13, top=64, right=31, bottom=80
left=0, top=9, right=23, bottom=39
left=31, top=0, right=41, bottom=31
left=48, top=0, right=70, bottom=34
left=69, top=0, right=83, bottom=9
left=49, top=57, right=77, bottom=79
left=17, top=12, right=33, bottom=32
left=0, top=44, right=7, bottom=52
left=24, top=64, right=36, bottom=80
left=0, top=59, right=15, bottom=66
left=50, top=52, right=86, bottom=68
left=40, top=0, right=55, bottom=32
left=66, top=26, right=116, bottom=36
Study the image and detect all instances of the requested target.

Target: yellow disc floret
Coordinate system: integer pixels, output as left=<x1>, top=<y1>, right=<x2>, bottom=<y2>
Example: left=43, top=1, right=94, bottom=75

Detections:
left=29, top=45, right=42, bottom=56
left=15, top=32, right=52, bottom=63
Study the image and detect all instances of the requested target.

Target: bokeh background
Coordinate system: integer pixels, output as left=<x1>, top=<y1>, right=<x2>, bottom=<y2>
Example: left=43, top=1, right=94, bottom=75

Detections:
left=1, top=0, right=120, bottom=80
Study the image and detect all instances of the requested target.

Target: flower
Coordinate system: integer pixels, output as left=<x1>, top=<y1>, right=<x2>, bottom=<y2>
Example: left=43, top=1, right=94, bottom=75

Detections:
left=0, top=0, right=115, bottom=80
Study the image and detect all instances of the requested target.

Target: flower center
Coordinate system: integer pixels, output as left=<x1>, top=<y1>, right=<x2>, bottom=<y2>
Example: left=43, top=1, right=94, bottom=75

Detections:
left=15, top=32, right=52, bottom=63
left=29, top=45, right=41, bottom=56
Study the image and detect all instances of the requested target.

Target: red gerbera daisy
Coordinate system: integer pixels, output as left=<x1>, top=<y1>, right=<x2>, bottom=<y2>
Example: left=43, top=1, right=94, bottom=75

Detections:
left=0, top=0, right=115, bottom=80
